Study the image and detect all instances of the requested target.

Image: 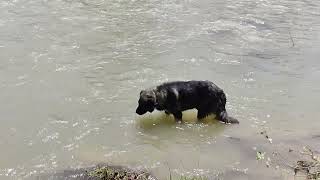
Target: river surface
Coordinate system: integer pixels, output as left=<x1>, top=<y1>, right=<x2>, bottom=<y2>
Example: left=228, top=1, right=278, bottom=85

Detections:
left=1, top=0, right=320, bottom=179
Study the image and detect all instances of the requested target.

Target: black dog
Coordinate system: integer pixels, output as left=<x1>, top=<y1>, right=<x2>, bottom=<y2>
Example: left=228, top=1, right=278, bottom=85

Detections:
left=136, top=80, right=239, bottom=124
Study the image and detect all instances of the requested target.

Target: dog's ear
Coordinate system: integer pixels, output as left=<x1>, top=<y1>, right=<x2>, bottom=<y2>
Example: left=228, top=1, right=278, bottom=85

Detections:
left=140, top=90, right=145, bottom=96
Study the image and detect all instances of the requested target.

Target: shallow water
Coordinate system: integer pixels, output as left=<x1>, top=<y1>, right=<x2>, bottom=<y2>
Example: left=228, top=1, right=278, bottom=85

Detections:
left=0, top=0, right=320, bottom=179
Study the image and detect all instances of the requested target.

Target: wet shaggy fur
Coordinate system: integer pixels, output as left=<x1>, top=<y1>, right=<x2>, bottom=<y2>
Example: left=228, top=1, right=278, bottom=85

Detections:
left=136, top=80, right=239, bottom=124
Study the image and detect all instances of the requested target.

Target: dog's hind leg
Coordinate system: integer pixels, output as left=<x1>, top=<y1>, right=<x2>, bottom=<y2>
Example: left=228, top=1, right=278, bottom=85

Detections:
left=197, top=109, right=208, bottom=120
left=197, top=102, right=216, bottom=121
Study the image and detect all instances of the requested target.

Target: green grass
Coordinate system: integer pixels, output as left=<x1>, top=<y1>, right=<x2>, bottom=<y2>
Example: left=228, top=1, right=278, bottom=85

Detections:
left=88, top=166, right=151, bottom=180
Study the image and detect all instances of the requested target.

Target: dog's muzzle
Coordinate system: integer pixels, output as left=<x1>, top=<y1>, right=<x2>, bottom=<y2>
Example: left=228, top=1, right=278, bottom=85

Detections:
left=136, top=107, right=146, bottom=115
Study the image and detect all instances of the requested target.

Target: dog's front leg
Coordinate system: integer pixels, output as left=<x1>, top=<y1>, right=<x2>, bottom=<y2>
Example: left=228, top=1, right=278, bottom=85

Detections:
left=164, top=110, right=170, bottom=115
left=172, top=111, right=182, bottom=122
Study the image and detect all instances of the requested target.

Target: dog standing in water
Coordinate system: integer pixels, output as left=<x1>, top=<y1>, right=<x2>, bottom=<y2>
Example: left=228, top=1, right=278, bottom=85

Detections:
left=136, top=80, right=239, bottom=124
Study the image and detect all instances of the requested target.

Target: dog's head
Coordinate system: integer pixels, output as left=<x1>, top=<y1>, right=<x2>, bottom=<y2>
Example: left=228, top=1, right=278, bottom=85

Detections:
left=136, top=90, right=156, bottom=115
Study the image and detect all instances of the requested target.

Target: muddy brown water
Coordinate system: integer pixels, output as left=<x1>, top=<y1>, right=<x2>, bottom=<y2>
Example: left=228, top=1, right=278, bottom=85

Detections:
left=0, top=0, right=320, bottom=179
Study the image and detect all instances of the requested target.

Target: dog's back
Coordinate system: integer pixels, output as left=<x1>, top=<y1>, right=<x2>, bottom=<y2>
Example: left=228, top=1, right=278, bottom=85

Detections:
left=157, top=80, right=213, bottom=103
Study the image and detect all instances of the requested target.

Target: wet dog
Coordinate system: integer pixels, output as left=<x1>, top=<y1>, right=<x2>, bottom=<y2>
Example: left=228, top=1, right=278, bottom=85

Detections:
left=136, top=80, right=239, bottom=124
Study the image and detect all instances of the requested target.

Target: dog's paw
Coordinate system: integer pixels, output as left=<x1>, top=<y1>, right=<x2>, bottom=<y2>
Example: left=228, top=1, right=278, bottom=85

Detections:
left=175, top=119, right=183, bottom=124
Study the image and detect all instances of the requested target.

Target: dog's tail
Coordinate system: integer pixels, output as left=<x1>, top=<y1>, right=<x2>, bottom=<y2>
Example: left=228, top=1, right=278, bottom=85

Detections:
left=217, top=90, right=239, bottom=124
left=218, top=111, right=239, bottom=124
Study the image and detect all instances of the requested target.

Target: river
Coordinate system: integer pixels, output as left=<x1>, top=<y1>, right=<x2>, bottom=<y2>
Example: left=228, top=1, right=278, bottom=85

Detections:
left=0, top=0, right=320, bottom=179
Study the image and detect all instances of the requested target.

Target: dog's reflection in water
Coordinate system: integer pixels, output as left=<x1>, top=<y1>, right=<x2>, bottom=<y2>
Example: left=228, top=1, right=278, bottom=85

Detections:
left=137, top=110, right=222, bottom=130
left=135, top=110, right=226, bottom=149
